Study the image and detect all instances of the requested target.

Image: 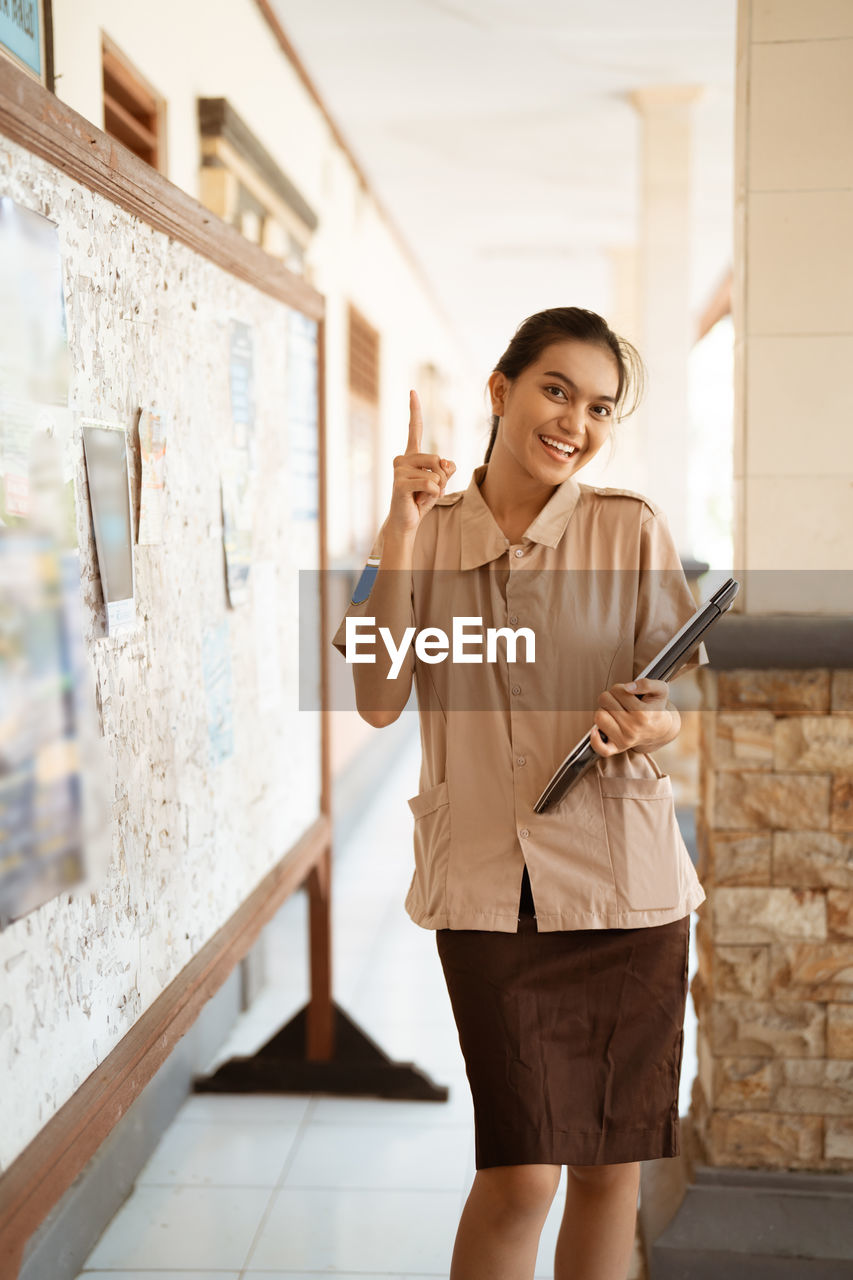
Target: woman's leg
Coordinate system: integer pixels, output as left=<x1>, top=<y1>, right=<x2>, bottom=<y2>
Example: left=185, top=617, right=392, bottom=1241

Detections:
left=450, top=1163, right=562, bottom=1280
left=554, top=1161, right=641, bottom=1280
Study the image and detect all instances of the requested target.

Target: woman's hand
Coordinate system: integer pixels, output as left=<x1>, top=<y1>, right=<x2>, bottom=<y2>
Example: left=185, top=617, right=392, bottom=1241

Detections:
left=589, top=677, right=679, bottom=757
left=386, top=389, right=456, bottom=536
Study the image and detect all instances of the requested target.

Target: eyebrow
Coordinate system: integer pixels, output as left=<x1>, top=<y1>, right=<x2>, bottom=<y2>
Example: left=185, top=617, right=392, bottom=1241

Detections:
left=542, top=371, right=617, bottom=404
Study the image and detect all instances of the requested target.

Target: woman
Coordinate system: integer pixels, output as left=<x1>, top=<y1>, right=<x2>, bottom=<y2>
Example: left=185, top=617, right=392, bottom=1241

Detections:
left=332, top=307, right=707, bottom=1280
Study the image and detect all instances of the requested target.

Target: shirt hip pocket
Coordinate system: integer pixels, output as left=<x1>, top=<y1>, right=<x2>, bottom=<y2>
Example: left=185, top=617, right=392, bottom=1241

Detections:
left=407, top=780, right=451, bottom=916
left=598, top=772, right=684, bottom=911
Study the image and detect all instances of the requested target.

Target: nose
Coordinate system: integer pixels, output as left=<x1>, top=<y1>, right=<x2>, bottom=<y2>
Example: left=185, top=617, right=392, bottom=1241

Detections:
left=559, top=408, right=586, bottom=438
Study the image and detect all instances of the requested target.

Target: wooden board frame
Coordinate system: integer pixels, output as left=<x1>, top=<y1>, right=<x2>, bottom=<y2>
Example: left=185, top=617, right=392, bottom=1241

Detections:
left=0, top=818, right=330, bottom=1277
left=0, top=59, right=333, bottom=1276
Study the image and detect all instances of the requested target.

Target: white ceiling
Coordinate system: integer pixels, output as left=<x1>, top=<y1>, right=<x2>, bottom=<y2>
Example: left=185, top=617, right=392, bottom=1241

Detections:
left=271, top=0, right=737, bottom=372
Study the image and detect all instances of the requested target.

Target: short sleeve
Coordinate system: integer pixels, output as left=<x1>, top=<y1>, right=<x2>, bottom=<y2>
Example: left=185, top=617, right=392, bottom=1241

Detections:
left=330, top=522, right=415, bottom=659
left=633, top=510, right=710, bottom=681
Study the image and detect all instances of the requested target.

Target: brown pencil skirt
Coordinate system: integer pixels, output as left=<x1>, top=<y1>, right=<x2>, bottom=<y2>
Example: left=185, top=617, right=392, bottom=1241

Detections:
left=435, top=866, right=691, bottom=1169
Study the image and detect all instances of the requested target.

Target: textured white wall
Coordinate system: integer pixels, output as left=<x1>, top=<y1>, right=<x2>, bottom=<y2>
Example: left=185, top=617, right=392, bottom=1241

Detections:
left=0, top=135, right=321, bottom=1171
left=49, top=0, right=470, bottom=565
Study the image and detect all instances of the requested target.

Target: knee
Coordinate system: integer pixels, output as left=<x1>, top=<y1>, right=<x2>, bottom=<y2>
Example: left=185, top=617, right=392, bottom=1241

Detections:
left=568, top=1160, right=640, bottom=1189
left=477, top=1163, right=562, bottom=1220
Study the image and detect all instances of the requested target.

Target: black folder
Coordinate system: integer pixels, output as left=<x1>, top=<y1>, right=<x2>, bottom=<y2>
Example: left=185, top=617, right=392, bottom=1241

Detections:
left=532, top=577, right=739, bottom=814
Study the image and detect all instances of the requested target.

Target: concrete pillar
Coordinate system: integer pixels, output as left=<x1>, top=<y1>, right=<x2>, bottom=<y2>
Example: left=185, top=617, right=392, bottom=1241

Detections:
left=628, top=84, right=703, bottom=554
left=639, top=6, right=853, bottom=1276
left=729, top=0, right=853, bottom=607
left=601, top=243, right=646, bottom=489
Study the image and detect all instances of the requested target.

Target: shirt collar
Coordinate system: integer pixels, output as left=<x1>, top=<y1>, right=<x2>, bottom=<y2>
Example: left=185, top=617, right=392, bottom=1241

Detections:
left=459, top=463, right=582, bottom=570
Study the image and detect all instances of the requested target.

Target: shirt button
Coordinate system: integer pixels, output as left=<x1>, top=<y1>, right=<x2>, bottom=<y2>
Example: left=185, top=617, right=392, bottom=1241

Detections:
left=514, top=548, right=524, bottom=558
left=511, top=685, right=521, bottom=695
left=516, top=756, right=526, bottom=766
left=520, top=828, right=530, bottom=839
left=509, top=615, right=518, bottom=625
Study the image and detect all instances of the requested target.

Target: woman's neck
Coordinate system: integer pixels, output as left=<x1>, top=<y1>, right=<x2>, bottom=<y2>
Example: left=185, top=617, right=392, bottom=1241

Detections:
left=478, top=449, right=557, bottom=542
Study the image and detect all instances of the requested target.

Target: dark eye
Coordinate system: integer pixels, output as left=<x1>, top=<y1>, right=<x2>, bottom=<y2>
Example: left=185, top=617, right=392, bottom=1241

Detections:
left=591, top=406, right=611, bottom=418
left=545, top=385, right=567, bottom=399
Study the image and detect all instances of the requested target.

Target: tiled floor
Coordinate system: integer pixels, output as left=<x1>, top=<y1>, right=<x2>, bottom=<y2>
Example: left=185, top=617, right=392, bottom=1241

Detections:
left=76, top=725, right=700, bottom=1279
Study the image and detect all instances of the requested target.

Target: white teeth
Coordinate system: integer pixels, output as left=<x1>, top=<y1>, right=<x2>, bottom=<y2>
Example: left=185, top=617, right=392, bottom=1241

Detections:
left=540, top=434, right=576, bottom=456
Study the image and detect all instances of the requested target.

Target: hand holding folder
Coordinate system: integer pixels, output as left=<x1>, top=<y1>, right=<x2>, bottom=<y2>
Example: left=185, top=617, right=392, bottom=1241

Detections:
left=533, top=577, right=739, bottom=814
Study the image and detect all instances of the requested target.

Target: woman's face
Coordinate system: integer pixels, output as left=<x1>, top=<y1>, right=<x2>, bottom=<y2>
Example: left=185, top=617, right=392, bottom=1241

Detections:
left=488, top=340, right=619, bottom=484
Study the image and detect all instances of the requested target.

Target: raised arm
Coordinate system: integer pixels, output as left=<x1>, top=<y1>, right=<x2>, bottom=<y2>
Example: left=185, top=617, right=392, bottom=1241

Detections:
left=347, top=389, right=455, bottom=727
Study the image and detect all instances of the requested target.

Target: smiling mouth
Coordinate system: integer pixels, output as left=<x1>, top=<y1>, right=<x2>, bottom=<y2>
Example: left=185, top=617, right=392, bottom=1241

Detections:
left=538, top=434, right=578, bottom=462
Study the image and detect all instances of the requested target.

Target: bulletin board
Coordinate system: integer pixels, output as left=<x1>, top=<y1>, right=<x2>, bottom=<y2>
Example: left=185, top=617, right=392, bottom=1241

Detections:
left=0, top=63, right=329, bottom=1197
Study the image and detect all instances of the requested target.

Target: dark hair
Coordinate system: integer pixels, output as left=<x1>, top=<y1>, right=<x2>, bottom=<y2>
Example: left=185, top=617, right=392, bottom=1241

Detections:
left=484, top=307, right=645, bottom=463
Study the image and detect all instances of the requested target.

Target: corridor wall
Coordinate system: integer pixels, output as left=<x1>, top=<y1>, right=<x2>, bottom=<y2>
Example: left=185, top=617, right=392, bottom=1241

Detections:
left=0, top=122, right=323, bottom=1175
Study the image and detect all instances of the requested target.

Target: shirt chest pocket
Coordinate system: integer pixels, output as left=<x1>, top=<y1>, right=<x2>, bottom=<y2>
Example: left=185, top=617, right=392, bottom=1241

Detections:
left=598, top=773, right=685, bottom=912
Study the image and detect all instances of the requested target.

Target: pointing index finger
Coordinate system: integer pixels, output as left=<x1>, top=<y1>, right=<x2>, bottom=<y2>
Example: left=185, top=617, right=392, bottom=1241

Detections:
left=406, top=389, right=423, bottom=455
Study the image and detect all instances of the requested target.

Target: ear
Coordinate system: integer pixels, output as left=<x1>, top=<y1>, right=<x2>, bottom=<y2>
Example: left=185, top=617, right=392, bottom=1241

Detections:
left=488, top=370, right=509, bottom=417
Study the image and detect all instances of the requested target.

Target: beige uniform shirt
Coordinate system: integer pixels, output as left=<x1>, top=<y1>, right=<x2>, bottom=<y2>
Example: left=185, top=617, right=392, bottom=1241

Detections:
left=332, top=463, right=708, bottom=933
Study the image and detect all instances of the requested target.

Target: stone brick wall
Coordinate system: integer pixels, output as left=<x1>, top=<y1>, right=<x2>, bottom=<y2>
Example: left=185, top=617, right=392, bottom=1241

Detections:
left=691, top=668, right=853, bottom=1170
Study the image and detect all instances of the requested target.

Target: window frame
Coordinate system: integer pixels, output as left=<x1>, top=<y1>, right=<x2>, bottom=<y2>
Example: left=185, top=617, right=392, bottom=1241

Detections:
left=101, top=32, right=167, bottom=174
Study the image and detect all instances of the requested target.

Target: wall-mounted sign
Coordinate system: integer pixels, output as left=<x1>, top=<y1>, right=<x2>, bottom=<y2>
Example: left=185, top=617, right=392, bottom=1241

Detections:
left=138, top=408, right=167, bottom=546
left=0, top=0, right=44, bottom=79
left=229, top=319, right=255, bottom=463
left=287, top=310, right=319, bottom=524
left=81, top=419, right=137, bottom=635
